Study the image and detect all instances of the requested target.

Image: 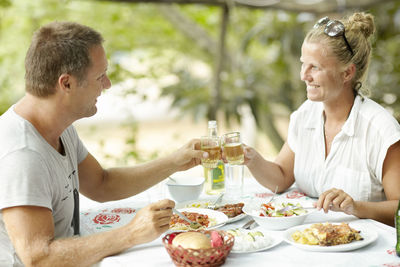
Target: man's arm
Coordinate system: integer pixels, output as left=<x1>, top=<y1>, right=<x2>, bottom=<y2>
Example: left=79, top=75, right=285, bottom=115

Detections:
left=79, top=139, right=204, bottom=202
left=3, top=200, right=174, bottom=267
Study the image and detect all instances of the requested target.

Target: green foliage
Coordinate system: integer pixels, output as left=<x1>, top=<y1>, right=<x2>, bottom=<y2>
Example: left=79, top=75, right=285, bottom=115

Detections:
left=368, top=3, right=400, bottom=120
left=1, top=0, right=400, bottom=158
left=0, top=0, right=11, bottom=7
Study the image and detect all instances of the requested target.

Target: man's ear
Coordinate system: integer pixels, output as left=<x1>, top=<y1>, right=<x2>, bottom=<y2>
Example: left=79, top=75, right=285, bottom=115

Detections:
left=58, top=74, right=71, bottom=92
left=343, top=63, right=356, bottom=83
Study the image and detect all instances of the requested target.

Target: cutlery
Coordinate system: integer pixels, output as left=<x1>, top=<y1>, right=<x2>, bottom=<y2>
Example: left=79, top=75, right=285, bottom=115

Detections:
left=265, top=185, right=278, bottom=205
left=207, top=193, right=224, bottom=210
left=172, top=208, right=202, bottom=229
left=168, top=176, right=178, bottom=183
left=242, top=219, right=258, bottom=230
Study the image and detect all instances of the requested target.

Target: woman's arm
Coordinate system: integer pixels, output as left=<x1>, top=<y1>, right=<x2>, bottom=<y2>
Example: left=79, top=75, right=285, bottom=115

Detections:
left=317, top=141, right=400, bottom=226
left=244, top=142, right=295, bottom=193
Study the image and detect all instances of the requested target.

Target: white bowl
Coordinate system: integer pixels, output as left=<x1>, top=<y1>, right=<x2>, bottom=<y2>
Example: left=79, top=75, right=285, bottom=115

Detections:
left=166, top=176, right=205, bottom=202
left=242, top=199, right=314, bottom=230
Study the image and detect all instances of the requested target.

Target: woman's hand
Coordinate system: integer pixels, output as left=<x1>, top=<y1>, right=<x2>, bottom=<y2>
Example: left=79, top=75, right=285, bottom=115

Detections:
left=243, top=144, right=260, bottom=167
left=317, top=188, right=355, bottom=215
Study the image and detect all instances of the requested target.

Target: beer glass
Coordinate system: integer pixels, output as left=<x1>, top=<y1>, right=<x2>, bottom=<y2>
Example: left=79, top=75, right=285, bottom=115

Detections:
left=200, top=136, right=221, bottom=169
left=222, top=132, right=244, bottom=165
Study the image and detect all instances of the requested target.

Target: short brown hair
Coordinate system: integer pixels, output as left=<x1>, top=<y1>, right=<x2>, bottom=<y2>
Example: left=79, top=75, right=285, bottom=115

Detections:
left=305, top=12, right=375, bottom=96
left=24, top=21, right=104, bottom=97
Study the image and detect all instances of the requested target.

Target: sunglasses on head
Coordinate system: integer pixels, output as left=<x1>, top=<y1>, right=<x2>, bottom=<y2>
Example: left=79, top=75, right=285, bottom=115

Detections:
left=314, top=16, right=354, bottom=57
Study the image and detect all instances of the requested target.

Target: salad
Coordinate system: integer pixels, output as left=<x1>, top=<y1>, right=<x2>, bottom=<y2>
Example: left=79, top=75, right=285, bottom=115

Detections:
left=258, top=202, right=307, bottom=217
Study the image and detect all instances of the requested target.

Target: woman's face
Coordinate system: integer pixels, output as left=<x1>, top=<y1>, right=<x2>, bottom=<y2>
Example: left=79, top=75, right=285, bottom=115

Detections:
left=300, top=41, right=348, bottom=104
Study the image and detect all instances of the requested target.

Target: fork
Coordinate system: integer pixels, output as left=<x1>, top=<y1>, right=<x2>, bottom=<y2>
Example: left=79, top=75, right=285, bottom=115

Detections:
left=207, top=193, right=224, bottom=210
left=242, top=219, right=258, bottom=230
left=172, top=208, right=202, bottom=229
left=168, top=176, right=178, bottom=183
left=265, top=185, right=278, bottom=205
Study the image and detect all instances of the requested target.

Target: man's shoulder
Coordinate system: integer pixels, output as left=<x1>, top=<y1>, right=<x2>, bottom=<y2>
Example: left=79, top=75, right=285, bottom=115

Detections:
left=0, top=108, right=47, bottom=160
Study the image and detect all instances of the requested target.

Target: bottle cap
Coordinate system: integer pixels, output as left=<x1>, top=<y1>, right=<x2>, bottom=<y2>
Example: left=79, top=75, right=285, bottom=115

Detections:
left=208, top=120, right=217, bottom=128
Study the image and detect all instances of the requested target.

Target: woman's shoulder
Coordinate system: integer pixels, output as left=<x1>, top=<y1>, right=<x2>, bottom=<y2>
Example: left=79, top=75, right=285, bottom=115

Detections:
left=291, top=99, right=322, bottom=119
left=289, top=100, right=323, bottom=133
left=359, top=96, right=400, bottom=132
left=359, top=97, right=398, bottom=121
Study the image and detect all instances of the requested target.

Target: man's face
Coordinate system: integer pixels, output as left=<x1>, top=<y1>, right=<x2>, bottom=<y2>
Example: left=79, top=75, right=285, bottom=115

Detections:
left=72, top=45, right=111, bottom=118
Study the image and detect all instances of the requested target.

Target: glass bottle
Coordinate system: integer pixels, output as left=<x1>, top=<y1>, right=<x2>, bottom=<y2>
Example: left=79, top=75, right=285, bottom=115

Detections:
left=204, top=120, right=225, bottom=195
left=396, top=200, right=400, bottom=256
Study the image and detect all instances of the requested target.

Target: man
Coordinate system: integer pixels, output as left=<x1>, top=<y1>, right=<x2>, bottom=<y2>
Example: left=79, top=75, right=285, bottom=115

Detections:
left=0, top=21, right=205, bottom=266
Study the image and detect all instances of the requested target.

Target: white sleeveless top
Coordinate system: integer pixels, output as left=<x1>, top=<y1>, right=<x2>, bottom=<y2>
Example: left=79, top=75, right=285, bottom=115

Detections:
left=287, top=96, right=400, bottom=201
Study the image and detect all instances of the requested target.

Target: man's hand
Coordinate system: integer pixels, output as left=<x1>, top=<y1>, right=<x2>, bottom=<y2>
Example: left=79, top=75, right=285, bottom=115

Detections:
left=170, top=139, right=207, bottom=171
left=317, top=188, right=355, bottom=215
left=127, top=199, right=175, bottom=246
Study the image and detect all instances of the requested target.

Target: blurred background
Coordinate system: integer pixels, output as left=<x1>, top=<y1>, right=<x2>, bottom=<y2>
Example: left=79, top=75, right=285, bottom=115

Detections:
left=1, top=0, right=400, bottom=169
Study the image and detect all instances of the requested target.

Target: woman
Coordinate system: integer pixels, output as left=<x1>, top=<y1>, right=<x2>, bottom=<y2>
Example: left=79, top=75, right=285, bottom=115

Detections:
left=245, top=12, right=400, bottom=226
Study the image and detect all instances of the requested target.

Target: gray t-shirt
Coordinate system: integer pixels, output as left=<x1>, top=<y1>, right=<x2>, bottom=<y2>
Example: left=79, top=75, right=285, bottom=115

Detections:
left=0, top=106, right=88, bottom=266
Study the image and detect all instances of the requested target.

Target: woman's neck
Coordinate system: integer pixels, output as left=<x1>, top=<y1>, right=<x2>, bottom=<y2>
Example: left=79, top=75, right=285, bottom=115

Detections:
left=323, top=93, right=356, bottom=126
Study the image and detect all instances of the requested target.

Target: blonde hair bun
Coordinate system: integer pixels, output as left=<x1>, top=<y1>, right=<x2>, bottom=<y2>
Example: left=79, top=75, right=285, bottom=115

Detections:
left=347, top=12, right=375, bottom=39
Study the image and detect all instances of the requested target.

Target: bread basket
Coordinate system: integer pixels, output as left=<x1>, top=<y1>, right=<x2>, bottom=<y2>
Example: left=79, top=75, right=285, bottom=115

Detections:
left=162, top=230, right=234, bottom=267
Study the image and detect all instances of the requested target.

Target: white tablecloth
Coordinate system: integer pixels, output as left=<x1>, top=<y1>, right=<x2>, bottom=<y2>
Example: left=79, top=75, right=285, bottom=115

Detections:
left=82, top=178, right=400, bottom=267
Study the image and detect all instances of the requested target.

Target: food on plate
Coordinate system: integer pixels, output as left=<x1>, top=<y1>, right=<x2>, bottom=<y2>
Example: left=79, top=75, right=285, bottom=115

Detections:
left=215, top=203, right=244, bottom=218
left=255, top=202, right=307, bottom=217
left=184, top=201, right=244, bottom=218
left=169, top=211, right=213, bottom=230
left=227, top=228, right=271, bottom=252
left=170, top=231, right=224, bottom=249
left=185, top=201, right=211, bottom=209
left=292, top=222, right=363, bottom=246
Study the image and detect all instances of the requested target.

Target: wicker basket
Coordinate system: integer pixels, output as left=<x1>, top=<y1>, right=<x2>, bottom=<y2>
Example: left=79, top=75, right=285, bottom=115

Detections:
left=162, top=230, right=234, bottom=267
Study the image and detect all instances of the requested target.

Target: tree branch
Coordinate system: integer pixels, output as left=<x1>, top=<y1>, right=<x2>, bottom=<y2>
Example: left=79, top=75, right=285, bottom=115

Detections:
left=158, top=4, right=217, bottom=56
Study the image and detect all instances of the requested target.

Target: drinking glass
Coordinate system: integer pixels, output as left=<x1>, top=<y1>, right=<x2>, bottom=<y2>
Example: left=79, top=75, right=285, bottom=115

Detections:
left=225, top=164, right=244, bottom=200
left=200, top=136, right=221, bottom=169
left=222, top=132, right=244, bottom=165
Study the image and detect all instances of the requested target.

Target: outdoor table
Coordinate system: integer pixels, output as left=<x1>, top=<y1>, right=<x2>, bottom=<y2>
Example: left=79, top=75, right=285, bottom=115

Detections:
left=82, top=177, right=400, bottom=267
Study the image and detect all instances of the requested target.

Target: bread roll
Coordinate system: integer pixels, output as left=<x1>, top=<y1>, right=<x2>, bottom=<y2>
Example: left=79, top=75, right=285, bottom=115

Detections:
left=172, top=232, right=211, bottom=249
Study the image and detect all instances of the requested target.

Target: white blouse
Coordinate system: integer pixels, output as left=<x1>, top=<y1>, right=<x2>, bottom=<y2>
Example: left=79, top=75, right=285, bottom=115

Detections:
left=287, top=96, right=400, bottom=201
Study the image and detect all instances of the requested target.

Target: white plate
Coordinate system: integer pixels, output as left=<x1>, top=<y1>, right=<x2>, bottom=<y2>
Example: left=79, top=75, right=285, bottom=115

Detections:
left=230, top=228, right=283, bottom=253
left=176, top=198, right=247, bottom=223
left=227, top=213, right=247, bottom=223
left=176, top=208, right=229, bottom=230
left=283, top=222, right=378, bottom=252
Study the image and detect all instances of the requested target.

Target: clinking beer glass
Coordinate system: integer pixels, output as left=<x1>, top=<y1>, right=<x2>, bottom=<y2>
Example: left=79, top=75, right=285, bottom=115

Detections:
left=222, top=132, right=244, bottom=200
left=222, top=132, right=244, bottom=165
left=200, top=136, right=221, bottom=169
